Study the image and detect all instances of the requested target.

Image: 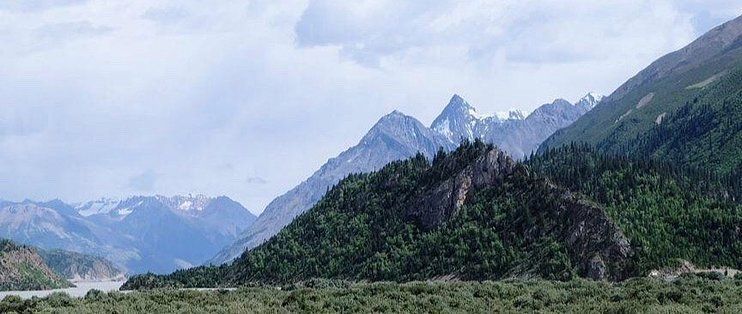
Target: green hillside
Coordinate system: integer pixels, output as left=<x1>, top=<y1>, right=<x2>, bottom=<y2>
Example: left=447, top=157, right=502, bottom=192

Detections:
left=618, top=66, right=742, bottom=177
left=123, top=141, right=740, bottom=290
left=529, top=144, right=741, bottom=273
left=540, top=16, right=742, bottom=176
left=0, top=239, right=72, bottom=291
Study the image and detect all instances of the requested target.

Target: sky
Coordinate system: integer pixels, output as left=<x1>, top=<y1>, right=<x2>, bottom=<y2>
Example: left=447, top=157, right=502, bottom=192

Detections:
left=0, top=0, right=740, bottom=213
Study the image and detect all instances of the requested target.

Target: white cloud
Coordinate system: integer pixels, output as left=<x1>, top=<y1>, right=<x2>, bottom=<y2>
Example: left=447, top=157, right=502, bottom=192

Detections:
left=0, top=0, right=738, bottom=212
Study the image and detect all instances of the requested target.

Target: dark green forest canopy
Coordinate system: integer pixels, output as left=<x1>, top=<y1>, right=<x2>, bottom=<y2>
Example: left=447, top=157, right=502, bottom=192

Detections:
left=123, top=141, right=740, bottom=290
left=528, top=144, right=740, bottom=272
left=540, top=59, right=742, bottom=179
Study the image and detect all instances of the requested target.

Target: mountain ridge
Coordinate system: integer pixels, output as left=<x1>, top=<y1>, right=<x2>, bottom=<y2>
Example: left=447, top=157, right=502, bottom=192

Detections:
left=209, top=94, right=597, bottom=265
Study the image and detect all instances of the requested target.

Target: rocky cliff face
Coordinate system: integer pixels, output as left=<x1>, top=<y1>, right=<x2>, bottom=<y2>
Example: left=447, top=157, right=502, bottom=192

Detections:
left=405, top=147, right=632, bottom=280
left=406, top=148, right=520, bottom=230
left=547, top=189, right=633, bottom=280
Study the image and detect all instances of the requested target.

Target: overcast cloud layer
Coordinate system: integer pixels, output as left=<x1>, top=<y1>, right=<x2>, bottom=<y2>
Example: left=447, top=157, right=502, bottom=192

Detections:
left=1, top=0, right=739, bottom=213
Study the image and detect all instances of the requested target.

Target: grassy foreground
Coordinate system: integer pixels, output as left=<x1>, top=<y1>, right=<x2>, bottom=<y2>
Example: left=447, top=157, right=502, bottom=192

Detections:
left=2, top=276, right=740, bottom=313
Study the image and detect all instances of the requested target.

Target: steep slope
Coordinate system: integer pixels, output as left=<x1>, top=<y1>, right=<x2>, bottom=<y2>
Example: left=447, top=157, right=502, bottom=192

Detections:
left=211, top=94, right=595, bottom=265
left=540, top=15, right=742, bottom=175
left=0, top=239, right=71, bottom=291
left=208, top=111, right=455, bottom=265
left=620, top=65, right=742, bottom=176
left=431, top=94, right=484, bottom=142
left=38, top=249, right=125, bottom=282
left=529, top=144, right=741, bottom=272
left=123, top=142, right=637, bottom=289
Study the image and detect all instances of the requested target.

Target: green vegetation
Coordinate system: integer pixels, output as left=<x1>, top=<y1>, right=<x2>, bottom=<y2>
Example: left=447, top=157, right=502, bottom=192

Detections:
left=124, top=141, right=740, bottom=290
left=0, top=240, right=72, bottom=291
left=125, top=141, right=627, bottom=288
left=4, top=278, right=742, bottom=313
left=540, top=45, right=741, bottom=178
left=618, top=66, right=742, bottom=177
left=528, top=144, right=741, bottom=273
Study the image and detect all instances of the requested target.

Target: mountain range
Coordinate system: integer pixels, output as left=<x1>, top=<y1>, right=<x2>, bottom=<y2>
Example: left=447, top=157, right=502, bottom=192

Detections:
left=0, top=195, right=256, bottom=274
left=208, top=93, right=600, bottom=265
left=123, top=141, right=740, bottom=288
left=123, top=14, right=742, bottom=289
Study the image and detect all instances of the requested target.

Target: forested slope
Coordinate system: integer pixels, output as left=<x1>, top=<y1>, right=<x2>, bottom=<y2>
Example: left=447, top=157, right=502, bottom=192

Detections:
left=124, top=140, right=739, bottom=289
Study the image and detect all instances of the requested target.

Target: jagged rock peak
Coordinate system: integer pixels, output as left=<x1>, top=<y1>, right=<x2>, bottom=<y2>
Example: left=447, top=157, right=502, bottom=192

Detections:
left=431, top=94, right=483, bottom=142
left=576, top=92, right=604, bottom=110
left=438, top=94, right=480, bottom=118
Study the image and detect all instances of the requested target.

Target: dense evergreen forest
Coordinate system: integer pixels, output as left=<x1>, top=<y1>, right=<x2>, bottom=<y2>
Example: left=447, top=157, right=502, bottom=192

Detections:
left=528, top=144, right=741, bottom=273
left=614, top=66, right=742, bottom=178
left=123, top=141, right=740, bottom=290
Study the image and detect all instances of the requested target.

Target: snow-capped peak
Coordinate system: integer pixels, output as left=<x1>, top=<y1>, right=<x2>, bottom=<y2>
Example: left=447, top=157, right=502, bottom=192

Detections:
left=431, top=94, right=485, bottom=142
left=76, top=197, right=121, bottom=217
left=576, top=92, right=604, bottom=110
left=440, top=94, right=481, bottom=117
left=494, top=110, right=527, bottom=121
left=156, top=194, right=211, bottom=213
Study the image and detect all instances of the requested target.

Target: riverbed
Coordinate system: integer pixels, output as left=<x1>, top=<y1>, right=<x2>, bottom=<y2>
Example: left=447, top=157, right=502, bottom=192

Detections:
left=0, top=280, right=126, bottom=299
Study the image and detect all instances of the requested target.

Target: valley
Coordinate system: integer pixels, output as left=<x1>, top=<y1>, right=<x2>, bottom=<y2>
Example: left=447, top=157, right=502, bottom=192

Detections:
left=2, top=277, right=740, bottom=313
left=0, top=4, right=740, bottom=313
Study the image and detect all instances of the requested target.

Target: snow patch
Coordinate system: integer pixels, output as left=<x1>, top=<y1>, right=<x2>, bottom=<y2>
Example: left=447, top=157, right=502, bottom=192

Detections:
left=77, top=198, right=120, bottom=217
left=178, top=201, right=193, bottom=211
left=434, top=119, right=453, bottom=141
left=686, top=71, right=727, bottom=89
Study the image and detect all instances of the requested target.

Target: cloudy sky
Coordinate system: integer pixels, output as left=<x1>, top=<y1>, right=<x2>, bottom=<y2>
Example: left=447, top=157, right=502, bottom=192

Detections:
left=1, top=0, right=739, bottom=213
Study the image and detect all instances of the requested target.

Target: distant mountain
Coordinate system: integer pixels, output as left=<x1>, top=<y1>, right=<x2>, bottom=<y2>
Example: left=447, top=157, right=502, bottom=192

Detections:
left=0, top=195, right=256, bottom=274
left=431, top=95, right=484, bottom=142
left=209, top=94, right=596, bottom=265
left=540, top=15, right=742, bottom=176
left=0, top=201, right=103, bottom=254
left=0, top=239, right=71, bottom=291
left=208, top=111, right=456, bottom=265
left=431, top=94, right=600, bottom=159
left=38, top=249, right=125, bottom=282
